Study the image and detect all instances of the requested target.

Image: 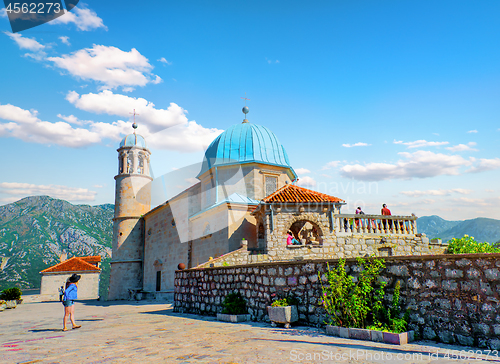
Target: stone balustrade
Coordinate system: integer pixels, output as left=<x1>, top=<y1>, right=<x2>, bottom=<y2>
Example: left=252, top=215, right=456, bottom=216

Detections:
left=335, top=214, right=417, bottom=236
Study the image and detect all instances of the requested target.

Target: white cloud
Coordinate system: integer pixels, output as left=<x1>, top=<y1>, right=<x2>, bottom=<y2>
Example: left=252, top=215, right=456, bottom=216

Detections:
left=297, top=176, right=316, bottom=188
left=400, top=188, right=472, bottom=197
left=48, top=45, right=160, bottom=90
left=321, top=161, right=341, bottom=170
left=393, top=139, right=449, bottom=149
left=50, top=6, right=107, bottom=31
left=66, top=90, right=223, bottom=152
left=340, top=150, right=472, bottom=181
left=57, top=114, right=92, bottom=126
left=467, top=130, right=478, bottom=133
left=467, top=158, right=500, bottom=173
left=0, top=8, right=7, bottom=18
left=266, top=58, right=280, bottom=64
left=4, top=32, right=45, bottom=51
left=295, top=168, right=311, bottom=175
left=342, top=142, right=370, bottom=148
left=0, top=103, right=100, bottom=147
left=158, top=57, right=172, bottom=65
left=446, top=142, right=478, bottom=152
left=59, top=36, right=71, bottom=45
left=0, top=182, right=97, bottom=202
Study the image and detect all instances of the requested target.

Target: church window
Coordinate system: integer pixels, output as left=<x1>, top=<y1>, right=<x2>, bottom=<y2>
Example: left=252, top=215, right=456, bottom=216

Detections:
left=258, top=224, right=265, bottom=239
left=265, top=176, right=278, bottom=196
left=156, top=271, right=161, bottom=291
left=137, top=154, right=144, bottom=174
left=127, top=153, right=133, bottom=174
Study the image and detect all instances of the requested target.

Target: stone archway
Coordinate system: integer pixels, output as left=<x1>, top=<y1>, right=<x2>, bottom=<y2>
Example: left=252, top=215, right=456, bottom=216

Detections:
left=279, top=213, right=328, bottom=246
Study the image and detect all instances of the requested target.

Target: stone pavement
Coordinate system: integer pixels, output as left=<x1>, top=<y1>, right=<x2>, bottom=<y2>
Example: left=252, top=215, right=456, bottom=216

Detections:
left=2, top=300, right=500, bottom=364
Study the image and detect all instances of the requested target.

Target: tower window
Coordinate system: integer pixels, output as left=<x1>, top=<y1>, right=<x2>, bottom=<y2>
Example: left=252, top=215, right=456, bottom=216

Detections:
left=156, top=271, right=161, bottom=291
left=265, top=176, right=278, bottom=197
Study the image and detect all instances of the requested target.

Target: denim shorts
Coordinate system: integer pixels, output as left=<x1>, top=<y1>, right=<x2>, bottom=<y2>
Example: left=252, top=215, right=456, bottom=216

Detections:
left=62, top=300, right=75, bottom=307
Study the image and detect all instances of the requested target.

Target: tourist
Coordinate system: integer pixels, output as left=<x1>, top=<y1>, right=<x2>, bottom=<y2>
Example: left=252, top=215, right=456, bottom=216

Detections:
left=286, top=231, right=301, bottom=245
left=355, top=206, right=365, bottom=229
left=62, top=273, right=82, bottom=331
left=381, top=204, right=392, bottom=230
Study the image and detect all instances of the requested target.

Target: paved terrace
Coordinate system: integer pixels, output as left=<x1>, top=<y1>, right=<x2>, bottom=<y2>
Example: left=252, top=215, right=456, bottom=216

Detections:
left=1, top=300, right=500, bottom=364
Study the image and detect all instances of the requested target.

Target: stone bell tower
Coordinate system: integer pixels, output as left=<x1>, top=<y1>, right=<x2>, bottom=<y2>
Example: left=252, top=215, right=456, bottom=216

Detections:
left=108, top=119, right=152, bottom=300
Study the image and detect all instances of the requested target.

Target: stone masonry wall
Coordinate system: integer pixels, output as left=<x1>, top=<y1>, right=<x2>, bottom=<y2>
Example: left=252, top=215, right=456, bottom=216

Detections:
left=175, top=253, right=500, bottom=350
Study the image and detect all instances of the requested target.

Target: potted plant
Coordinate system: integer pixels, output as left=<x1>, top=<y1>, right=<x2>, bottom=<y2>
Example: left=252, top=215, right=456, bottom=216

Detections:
left=217, top=292, right=249, bottom=322
left=320, top=258, right=414, bottom=345
left=0, top=287, right=22, bottom=309
left=267, top=294, right=299, bottom=328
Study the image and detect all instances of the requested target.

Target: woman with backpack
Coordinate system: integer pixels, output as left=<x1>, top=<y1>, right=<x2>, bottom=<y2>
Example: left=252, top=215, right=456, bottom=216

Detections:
left=62, top=273, right=82, bottom=331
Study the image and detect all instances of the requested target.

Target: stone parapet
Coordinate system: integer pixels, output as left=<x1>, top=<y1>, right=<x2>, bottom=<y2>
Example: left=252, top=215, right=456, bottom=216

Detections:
left=175, top=253, right=500, bottom=350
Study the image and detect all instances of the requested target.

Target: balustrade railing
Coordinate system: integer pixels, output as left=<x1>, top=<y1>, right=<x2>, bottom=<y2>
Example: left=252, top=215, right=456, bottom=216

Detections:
left=334, top=214, right=417, bottom=236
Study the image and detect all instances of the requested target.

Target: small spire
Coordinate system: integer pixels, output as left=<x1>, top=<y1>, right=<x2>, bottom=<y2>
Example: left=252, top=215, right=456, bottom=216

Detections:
left=241, top=94, right=250, bottom=123
left=130, top=109, right=139, bottom=134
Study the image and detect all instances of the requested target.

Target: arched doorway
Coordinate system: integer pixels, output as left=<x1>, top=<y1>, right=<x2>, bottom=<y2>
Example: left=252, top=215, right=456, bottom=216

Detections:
left=288, top=220, right=323, bottom=245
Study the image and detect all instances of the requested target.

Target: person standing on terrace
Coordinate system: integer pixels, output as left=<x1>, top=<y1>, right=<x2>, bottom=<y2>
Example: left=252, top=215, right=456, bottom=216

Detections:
left=381, top=204, right=392, bottom=229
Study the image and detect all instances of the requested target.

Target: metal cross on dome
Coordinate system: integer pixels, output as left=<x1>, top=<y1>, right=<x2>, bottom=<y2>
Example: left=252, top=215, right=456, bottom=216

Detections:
left=241, top=93, right=250, bottom=105
left=130, top=109, right=140, bottom=133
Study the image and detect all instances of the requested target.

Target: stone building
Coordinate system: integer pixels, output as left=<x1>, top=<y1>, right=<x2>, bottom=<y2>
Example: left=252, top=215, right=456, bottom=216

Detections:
left=39, top=256, right=101, bottom=301
left=108, top=108, right=446, bottom=300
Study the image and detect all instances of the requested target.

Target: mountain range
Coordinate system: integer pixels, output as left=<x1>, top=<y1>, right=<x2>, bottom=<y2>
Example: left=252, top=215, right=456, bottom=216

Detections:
left=0, top=196, right=113, bottom=295
left=1, top=196, right=499, bottom=295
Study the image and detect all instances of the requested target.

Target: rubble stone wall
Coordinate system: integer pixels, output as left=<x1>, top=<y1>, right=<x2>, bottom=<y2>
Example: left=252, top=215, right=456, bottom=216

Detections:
left=175, top=253, right=500, bottom=350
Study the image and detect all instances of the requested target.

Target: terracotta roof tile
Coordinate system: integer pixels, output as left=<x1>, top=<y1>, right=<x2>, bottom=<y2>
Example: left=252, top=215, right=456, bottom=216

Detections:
left=79, top=256, right=101, bottom=263
left=262, top=184, right=344, bottom=203
left=40, top=256, right=101, bottom=274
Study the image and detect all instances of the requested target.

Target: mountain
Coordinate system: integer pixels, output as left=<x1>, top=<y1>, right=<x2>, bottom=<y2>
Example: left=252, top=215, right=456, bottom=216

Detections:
left=0, top=196, right=113, bottom=294
left=418, top=215, right=500, bottom=244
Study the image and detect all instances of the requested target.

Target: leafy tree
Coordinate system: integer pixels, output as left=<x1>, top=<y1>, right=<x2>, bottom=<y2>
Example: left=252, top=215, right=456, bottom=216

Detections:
left=446, top=235, right=500, bottom=254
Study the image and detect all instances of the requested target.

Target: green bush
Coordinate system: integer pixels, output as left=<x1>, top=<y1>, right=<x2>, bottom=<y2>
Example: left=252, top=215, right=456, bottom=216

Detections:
left=319, top=258, right=409, bottom=333
left=222, top=292, right=247, bottom=315
left=0, top=287, right=22, bottom=301
left=271, top=294, right=299, bottom=307
left=446, top=235, right=500, bottom=254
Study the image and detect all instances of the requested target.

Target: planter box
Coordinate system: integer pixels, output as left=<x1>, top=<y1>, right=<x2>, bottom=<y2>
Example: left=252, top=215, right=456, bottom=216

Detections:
left=5, top=300, right=17, bottom=309
left=267, top=305, right=298, bottom=328
left=326, top=325, right=414, bottom=345
left=217, top=313, right=250, bottom=323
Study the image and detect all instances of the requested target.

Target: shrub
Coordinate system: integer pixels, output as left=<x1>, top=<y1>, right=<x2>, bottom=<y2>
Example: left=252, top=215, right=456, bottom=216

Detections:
left=222, top=292, right=247, bottom=315
left=319, top=257, right=385, bottom=329
left=0, top=287, right=22, bottom=301
left=446, top=235, right=500, bottom=254
left=271, top=294, right=299, bottom=307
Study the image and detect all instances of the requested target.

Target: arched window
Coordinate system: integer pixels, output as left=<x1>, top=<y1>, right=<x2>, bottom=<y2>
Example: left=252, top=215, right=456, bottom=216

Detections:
left=127, top=153, right=133, bottom=174
left=288, top=220, right=323, bottom=245
left=137, top=153, right=144, bottom=174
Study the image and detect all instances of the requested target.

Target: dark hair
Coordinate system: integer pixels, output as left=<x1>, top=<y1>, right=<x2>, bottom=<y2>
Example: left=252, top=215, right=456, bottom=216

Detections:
left=357, top=206, right=361, bottom=209
left=383, top=204, right=387, bottom=208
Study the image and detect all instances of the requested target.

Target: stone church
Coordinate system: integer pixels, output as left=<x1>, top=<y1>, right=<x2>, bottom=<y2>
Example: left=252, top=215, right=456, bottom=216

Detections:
left=108, top=108, right=445, bottom=300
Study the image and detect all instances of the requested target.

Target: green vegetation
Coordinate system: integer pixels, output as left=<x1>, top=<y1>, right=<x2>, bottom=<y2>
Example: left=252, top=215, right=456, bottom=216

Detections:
left=319, top=258, right=409, bottom=333
left=222, top=292, right=247, bottom=315
left=271, top=294, right=299, bottom=307
left=446, top=235, right=500, bottom=254
left=0, top=287, right=22, bottom=301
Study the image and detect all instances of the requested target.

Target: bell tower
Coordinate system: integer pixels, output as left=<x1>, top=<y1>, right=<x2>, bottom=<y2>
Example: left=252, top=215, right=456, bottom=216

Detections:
left=108, top=119, right=152, bottom=300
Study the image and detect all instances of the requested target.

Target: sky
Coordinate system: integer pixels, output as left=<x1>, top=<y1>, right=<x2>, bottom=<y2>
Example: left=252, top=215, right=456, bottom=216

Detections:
left=0, top=0, right=499, bottom=221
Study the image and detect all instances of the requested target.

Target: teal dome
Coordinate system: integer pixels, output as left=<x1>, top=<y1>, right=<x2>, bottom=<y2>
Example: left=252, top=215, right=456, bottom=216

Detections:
left=198, top=122, right=296, bottom=178
left=119, top=133, right=147, bottom=148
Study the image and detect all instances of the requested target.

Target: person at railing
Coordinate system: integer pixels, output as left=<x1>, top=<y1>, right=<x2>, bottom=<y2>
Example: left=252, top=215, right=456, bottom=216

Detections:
left=355, top=207, right=365, bottom=230
left=381, top=204, right=392, bottom=230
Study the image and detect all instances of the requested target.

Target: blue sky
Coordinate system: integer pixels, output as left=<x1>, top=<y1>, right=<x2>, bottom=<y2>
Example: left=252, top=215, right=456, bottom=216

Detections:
left=0, top=0, right=499, bottom=220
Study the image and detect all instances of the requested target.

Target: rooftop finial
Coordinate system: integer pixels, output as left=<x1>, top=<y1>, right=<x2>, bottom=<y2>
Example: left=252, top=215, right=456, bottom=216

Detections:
left=130, top=109, right=139, bottom=133
left=241, top=93, right=250, bottom=123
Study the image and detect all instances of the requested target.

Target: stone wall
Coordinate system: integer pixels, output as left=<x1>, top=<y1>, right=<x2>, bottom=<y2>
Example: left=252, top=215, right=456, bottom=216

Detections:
left=175, top=253, right=500, bottom=349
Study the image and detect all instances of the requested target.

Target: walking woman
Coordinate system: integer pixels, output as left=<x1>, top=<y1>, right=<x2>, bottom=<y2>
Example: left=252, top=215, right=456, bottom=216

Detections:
left=62, top=273, right=82, bottom=331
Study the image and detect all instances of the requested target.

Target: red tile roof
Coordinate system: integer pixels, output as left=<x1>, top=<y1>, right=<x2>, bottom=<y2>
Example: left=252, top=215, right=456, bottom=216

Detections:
left=40, top=256, right=101, bottom=274
left=262, top=184, right=344, bottom=203
left=79, top=256, right=101, bottom=264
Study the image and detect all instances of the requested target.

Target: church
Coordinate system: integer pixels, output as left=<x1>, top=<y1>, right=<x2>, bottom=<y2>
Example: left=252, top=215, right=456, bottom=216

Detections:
left=107, top=107, right=445, bottom=300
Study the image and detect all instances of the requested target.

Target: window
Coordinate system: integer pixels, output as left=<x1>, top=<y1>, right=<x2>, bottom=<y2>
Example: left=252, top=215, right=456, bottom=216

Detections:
left=156, top=271, right=161, bottom=291
left=265, top=176, right=278, bottom=196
